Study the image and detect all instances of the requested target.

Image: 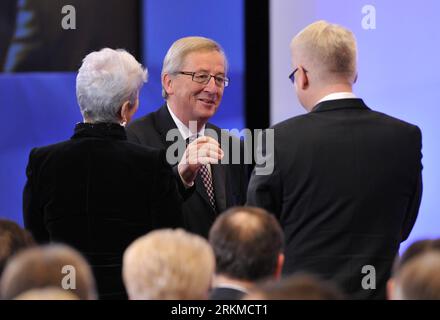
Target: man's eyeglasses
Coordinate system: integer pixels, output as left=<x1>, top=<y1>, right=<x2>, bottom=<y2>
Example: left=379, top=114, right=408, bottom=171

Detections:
left=175, top=71, right=229, bottom=87
left=288, top=67, right=307, bottom=84
left=288, top=68, right=298, bottom=83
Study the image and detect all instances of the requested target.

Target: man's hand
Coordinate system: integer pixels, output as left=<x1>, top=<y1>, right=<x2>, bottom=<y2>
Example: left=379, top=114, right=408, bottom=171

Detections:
left=178, top=136, right=224, bottom=186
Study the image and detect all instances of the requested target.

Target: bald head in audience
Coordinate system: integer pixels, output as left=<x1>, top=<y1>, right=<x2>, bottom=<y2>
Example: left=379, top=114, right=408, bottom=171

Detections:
left=208, top=206, right=284, bottom=299
left=123, top=229, right=215, bottom=300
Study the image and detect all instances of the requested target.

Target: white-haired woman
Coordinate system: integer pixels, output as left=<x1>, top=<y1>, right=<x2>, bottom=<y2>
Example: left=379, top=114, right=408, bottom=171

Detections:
left=23, top=48, right=185, bottom=300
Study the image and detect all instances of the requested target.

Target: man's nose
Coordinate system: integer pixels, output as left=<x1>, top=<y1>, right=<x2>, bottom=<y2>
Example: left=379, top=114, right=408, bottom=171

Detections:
left=204, top=76, right=218, bottom=92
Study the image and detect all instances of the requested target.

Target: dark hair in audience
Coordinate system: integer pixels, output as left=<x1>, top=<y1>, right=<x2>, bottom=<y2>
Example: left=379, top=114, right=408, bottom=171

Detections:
left=246, top=273, right=344, bottom=300
left=0, top=244, right=97, bottom=300
left=392, top=238, right=440, bottom=275
left=0, top=219, right=35, bottom=276
left=208, top=206, right=284, bottom=281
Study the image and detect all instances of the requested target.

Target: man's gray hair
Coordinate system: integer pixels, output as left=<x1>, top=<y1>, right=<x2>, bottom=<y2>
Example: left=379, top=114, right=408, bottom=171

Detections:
left=161, top=36, right=228, bottom=99
left=76, top=48, right=147, bottom=123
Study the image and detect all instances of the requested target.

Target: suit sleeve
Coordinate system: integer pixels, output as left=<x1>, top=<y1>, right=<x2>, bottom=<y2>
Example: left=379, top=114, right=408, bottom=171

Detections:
left=401, top=126, right=423, bottom=242
left=23, top=148, right=50, bottom=243
left=246, top=130, right=282, bottom=218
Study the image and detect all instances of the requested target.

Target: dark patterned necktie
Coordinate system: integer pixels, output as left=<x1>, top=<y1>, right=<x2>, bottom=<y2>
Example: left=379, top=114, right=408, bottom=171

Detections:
left=186, top=136, right=216, bottom=211
left=199, top=164, right=216, bottom=211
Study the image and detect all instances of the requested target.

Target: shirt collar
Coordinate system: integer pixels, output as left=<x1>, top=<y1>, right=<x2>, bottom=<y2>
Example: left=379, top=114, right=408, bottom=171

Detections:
left=314, top=92, right=357, bottom=106
left=167, top=103, right=205, bottom=140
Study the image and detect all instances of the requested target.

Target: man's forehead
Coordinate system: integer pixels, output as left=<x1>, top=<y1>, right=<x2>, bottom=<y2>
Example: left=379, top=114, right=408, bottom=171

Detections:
left=182, top=50, right=225, bottom=66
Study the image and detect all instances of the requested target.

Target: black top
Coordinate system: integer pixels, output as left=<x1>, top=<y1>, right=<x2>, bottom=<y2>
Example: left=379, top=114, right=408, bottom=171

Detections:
left=23, top=122, right=186, bottom=299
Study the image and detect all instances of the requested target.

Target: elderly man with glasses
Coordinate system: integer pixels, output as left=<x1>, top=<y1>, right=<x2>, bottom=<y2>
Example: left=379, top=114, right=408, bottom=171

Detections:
left=127, top=36, right=249, bottom=238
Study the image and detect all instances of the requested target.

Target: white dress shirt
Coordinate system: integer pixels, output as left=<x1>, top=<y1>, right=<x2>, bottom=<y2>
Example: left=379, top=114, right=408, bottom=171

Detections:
left=314, top=92, right=357, bottom=106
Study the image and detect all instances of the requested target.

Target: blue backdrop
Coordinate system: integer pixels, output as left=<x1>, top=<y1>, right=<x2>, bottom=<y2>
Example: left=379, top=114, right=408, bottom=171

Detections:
left=0, top=0, right=245, bottom=224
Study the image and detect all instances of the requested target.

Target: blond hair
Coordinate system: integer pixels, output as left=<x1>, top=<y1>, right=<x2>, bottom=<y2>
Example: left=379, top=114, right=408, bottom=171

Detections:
left=123, top=229, right=215, bottom=300
left=291, top=20, right=357, bottom=83
left=161, top=36, right=227, bottom=98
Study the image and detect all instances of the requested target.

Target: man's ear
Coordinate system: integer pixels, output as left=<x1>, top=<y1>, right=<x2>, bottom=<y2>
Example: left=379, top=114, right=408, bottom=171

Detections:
left=274, top=253, right=285, bottom=280
left=386, top=278, right=395, bottom=300
left=299, top=66, right=309, bottom=90
left=162, top=73, right=173, bottom=96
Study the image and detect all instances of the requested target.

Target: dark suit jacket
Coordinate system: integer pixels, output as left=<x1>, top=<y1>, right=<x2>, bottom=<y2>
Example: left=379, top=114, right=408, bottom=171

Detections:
left=23, top=122, right=185, bottom=299
left=126, top=104, right=249, bottom=238
left=209, top=286, right=246, bottom=300
left=247, top=99, right=423, bottom=300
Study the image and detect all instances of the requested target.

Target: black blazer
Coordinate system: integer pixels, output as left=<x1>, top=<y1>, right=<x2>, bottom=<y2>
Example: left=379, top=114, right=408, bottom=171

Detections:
left=23, top=123, right=185, bottom=299
left=209, top=287, right=246, bottom=300
left=126, top=104, right=249, bottom=238
left=247, top=99, right=423, bottom=299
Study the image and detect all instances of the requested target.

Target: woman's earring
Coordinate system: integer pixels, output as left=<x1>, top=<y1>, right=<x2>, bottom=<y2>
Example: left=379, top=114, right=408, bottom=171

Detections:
left=121, top=118, right=127, bottom=127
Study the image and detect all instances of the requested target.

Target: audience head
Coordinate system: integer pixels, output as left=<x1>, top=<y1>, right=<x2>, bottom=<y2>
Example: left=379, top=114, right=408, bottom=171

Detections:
left=123, top=229, right=215, bottom=300
left=209, top=206, right=284, bottom=282
left=0, top=244, right=97, bottom=300
left=391, top=251, right=440, bottom=300
left=290, top=20, right=357, bottom=110
left=244, top=273, right=344, bottom=300
left=387, top=238, right=440, bottom=299
left=0, top=219, right=35, bottom=277
left=14, top=287, right=79, bottom=300
left=76, top=48, right=147, bottom=125
left=392, top=238, right=440, bottom=275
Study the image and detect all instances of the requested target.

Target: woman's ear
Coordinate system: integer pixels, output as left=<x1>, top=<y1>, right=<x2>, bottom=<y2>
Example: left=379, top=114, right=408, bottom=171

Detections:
left=120, top=99, right=139, bottom=126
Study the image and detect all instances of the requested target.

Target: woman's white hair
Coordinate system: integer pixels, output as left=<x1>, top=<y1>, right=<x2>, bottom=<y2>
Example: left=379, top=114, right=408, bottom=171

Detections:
left=76, top=48, right=147, bottom=123
left=161, top=36, right=228, bottom=99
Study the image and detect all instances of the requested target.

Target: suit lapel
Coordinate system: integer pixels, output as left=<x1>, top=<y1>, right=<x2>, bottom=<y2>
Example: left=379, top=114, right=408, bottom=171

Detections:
left=153, top=104, right=184, bottom=150
left=211, top=163, right=227, bottom=213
